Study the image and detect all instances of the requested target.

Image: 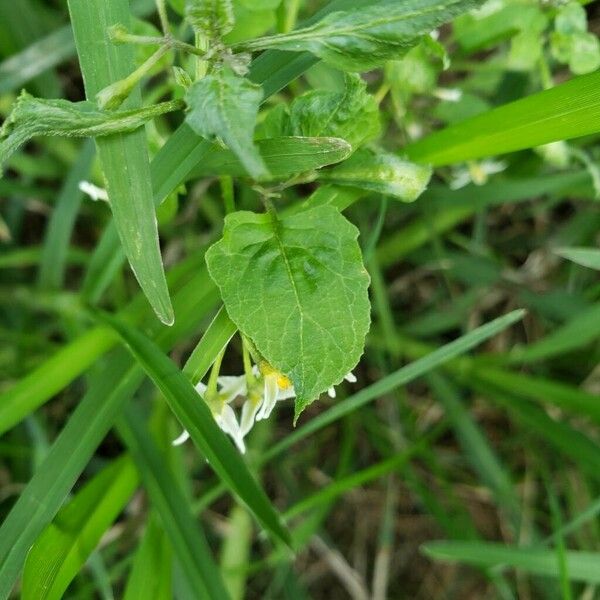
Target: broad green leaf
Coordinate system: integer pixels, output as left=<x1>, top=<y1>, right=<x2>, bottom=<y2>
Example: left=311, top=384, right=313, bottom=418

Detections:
left=0, top=92, right=182, bottom=168
left=205, top=206, right=371, bottom=416
left=238, top=0, right=482, bottom=71
left=94, top=310, right=291, bottom=547
left=186, top=0, right=235, bottom=38
left=287, top=73, right=380, bottom=149
left=555, top=247, right=600, bottom=270
left=22, top=457, right=138, bottom=600
left=405, top=70, right=600, bottom=166
left=423, top=541, right=600, bottom=583
left=319, top=150, right=431, bottom=201
left=185, top=69, right=268, bottom=180
left=191, top=136, right=351, bottom=180
left=68, top=0, right=174, bottom=325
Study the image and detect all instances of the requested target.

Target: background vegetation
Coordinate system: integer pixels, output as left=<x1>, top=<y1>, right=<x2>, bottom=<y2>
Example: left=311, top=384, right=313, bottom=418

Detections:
left=1, top=0, right=600, bottom=598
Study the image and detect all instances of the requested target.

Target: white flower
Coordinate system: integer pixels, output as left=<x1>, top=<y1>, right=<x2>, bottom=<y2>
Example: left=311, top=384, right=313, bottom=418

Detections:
left=433, top=87, right=462, bottom=102
left=173, top=363, right=357, bottom=454
left=450, top=160, right=507, bottom=190
left=172, top=377, right=247, bottom=452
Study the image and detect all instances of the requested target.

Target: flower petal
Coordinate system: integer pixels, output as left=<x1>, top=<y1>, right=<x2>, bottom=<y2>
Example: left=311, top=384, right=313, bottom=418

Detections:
left=240, top=399, right=261, bottom=437
left=344, top=372, right=357, bottom=383
left=327, top=386, right=336, bottom=398
left=257, top=374, right=278, bottom=421
left=216, top=405, right=246, bottom=454
left=172, top=430, right=190, bottom=446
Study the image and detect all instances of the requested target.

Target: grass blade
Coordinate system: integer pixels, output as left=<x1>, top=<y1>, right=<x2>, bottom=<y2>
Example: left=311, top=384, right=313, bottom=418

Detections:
left=405, top=71, right=600, bottom=166
left=265, top=309, right=526, bottom=460
left=94, top=309, right=291, bottom=547
left=123, top=514, right=172, bottom=600
left=0, top=272, right=219, bottom=597
left=555, top=247, right=600, bottom=270
left=21, top=456, right=138, bottom=600
left=38, top=139, right=95, bottom=290
left=422, top=541, right=600, bottom=583
left=117, top=407, right=230, bottom=599
left=67, top=0, right=174, bottom=325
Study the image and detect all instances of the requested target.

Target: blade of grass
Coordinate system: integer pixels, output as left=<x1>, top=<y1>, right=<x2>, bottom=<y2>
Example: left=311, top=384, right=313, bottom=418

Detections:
left=0, top=271, right=219, bottom=597
left=405, top=71, right=600, bottom=166
left=117, top=406, right=230, bottom=600
left=0, top=254, right=216, bottom=437
left=555, top=247, right=600, bottom=271
left=264, top=310, right=526, bottom=460
left=21, top=456, right=139, bottom=600
left=427, top=373, right=521, bottom=528
left=94, top=309, right=291, bottom=547
left=283, top=424, right=446, bottom=520
left=67, top=0, right=174, bottom=325
left=422, top=541, right=600, bottom=583
left=123, top=514, right=172, bottom=600
left=508, top=301, right=600, bottom=364
left=37, top=139, right=95, bottom=291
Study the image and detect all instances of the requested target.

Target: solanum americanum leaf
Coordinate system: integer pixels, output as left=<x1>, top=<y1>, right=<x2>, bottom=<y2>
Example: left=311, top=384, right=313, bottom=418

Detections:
left=320, top=150, right=432, bottom=202
left=206, top=206, right=371, bottom=418
left=258, top=74, right=380, bottom=150
left=191, top=136, right=351, bottom=180
left=185, top=69, right=269, bottom=180
left=185, top=0, right=235, bottom=39
left=239, top=0, right=483, bottom=72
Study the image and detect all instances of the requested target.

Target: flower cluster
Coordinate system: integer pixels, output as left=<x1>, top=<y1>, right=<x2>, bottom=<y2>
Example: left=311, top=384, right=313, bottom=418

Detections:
left=173, top=362, right=356, bottom=453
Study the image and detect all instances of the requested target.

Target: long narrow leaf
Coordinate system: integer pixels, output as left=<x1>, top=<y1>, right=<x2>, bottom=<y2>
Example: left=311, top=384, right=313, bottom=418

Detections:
left=67, top=0, right=174, bottom=324
left=94, top=310, right=291, bottom=547
left=405, top=71, right=600, bottom=166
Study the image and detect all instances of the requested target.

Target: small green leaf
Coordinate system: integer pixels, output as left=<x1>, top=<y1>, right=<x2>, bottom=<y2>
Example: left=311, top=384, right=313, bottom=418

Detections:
left=192, top=136, right=351, bottom=180
left=185, top=0, right=234, bottom=39
left=0, top=92, right=183, bottom=168
left=239, top=0, right=482, bottom=71
left=288, top=73, right=380, bottom=149
left=185, top=69, right=269, bottom=180
left=205, top=206, right=371, bottom=416
left=320, top=150, right=432, bottom=202
left=22, top=457, right=138, bottom=600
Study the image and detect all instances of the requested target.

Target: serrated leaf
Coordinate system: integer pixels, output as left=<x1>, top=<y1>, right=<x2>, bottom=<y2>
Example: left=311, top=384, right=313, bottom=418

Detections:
left=185, top=0, right=234, bottom=39
left=205, top=206, right=371, bottom=416
left=239, top=0, right=482, bottom=71
left=288, top=73, right=380, bottom=149
left=191, top=136, right=351, bottom=180
left=0, top=92, right=182, bottom=169
left=320, top=150, right=432, bottom=201
left=185, top=69, right=269, bottom=180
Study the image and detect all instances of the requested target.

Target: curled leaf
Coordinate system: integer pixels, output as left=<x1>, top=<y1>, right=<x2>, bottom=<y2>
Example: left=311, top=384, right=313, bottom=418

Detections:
left=0, top=92, right=183, bottom=169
